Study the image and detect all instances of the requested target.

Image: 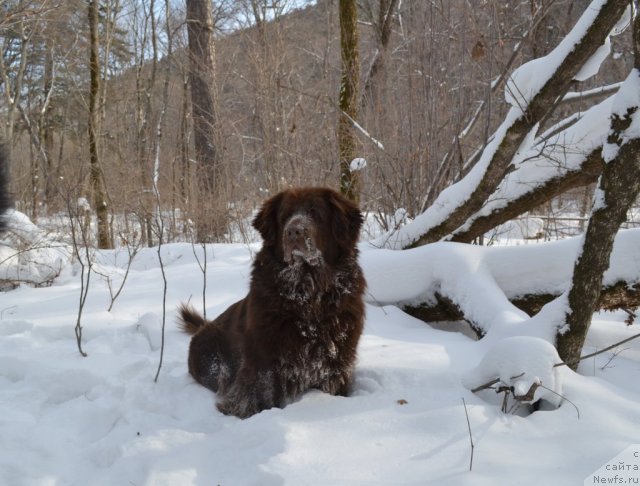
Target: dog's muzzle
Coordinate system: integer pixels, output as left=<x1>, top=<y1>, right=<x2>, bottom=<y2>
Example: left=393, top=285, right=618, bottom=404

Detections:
left=282, top=214, right=321, bottom=265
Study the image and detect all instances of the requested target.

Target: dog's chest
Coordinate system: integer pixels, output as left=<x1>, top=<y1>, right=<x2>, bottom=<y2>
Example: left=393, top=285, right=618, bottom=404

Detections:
left=279, top=318, right=345, bottom=388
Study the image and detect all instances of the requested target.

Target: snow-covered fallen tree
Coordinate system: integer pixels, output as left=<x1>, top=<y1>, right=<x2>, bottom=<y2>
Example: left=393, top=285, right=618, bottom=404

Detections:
left=362, top=228, right=640, bottom=340
left=362, top=0, right=640, bottom=406
left=0, top=210, right=71, bottom=287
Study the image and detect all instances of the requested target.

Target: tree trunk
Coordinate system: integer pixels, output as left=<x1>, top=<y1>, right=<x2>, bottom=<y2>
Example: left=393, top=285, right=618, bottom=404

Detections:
left=88, top=0, right=112, bottom=249
left=338, top=0, right=361, bottom=203
left=41, top=44, right=55, bottom=205
left=556, top=12, right=640, bottom=370
left=186, top=0, right=225, bottom=241
left=361, top=0, right=399, bottom=108
left=134, top=0, right=159, bottom=247
left=0, top=142, right=9, bottom=233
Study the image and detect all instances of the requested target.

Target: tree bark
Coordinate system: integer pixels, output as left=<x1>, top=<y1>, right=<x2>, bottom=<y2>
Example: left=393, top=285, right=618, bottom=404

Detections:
left=134, top=0, right=159, bottom=247
left=186, top=0, right=225, bottom=241
left=0, top=142, right=10, bottom=233
left=555, top=140, right=640, bottom=367
left=338, top=0, right=361, bottom=203
left=88, top=0, right=112, bottom=249
left=361, top=0, right=399, bottom=108
left=556, top=10, right=640, bottom=369
left=404, top=0, right=629, bottom=249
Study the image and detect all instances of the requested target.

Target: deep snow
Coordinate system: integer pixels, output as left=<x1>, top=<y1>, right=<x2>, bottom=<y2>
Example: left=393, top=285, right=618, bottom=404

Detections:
left=1, top=236, right=640, bottom=485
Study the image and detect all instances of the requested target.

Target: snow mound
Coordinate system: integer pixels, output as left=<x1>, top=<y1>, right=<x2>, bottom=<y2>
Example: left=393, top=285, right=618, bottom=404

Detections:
left=0, top=210, right=72, bottom=286
left=135, top=312, right=164, bottom=351
left=462, top=336, right=563, bottom=407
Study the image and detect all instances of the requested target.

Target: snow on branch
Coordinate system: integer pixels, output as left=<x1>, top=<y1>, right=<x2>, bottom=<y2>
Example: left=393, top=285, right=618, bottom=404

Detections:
left=370, top=0, right=630, bottom=250
left=506, top=1, right=629, bottom=108
left=562, top=81, right=622, bottom=104
left=602, top=68, right=640, bottom=162
left=340, top=110, right=385, bottom=150
left=363, top=229, right=640, bottom=410
left=449, top=96, right=613, bottom=242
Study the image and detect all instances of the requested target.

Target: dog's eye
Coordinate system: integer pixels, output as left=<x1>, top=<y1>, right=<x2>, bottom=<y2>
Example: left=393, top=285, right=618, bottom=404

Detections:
left=308, top=206, right=322, bottom=221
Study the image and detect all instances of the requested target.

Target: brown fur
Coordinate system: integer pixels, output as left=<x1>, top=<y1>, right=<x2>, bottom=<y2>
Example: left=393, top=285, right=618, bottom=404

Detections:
left=179, top=187, right=366, bottom=418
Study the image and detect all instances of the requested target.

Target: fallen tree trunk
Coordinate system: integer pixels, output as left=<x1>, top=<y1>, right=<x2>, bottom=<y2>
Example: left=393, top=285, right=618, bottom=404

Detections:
left=404, top=280, right=640, bottom=328
left=362, top=229, right=640, bottom=339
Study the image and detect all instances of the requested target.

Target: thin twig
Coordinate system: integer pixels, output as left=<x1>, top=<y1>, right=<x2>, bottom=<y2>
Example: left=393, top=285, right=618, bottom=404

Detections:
left=153, top=0, right=172, bottom=383
left=538, top=384, right=580, bottom=419
left=554, top=332, right=640, bottom=368
left=599, top=347, right=628, bottom=370
left=153, top=231, right=167, bottom=384
left=470, top=378, right=500, bottom=394
left=67, top=197, right=89, bottom=358
left=462, top=397, right=474, bottom=472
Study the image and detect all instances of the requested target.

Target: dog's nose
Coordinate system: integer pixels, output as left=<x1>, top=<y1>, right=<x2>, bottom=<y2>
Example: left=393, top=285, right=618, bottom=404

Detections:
left=286, top=223, right=306, bottom=239
left=285, top=216, right=308, bottom=241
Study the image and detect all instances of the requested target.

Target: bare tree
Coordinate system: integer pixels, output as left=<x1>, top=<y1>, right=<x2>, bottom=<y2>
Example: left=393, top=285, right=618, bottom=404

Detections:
left=186, top=0, right=226, bottom=240
left=133, top=0, right=160, bottom=247
left=338, top=0, right=361, bottom=202
left=88, top=0, right=112, bottom=249
left=360, top=0, right=399, bottom=107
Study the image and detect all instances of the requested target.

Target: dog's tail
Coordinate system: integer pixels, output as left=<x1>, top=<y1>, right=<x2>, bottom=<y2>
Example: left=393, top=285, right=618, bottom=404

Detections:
left=178, top=304, right=207, bottom=335
left=0, top=142, right=11, bottom=233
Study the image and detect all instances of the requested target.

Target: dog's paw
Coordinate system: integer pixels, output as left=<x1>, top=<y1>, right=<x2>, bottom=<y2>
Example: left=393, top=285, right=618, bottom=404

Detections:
left=216, top=394, right=261, bottom=419
left=216, top=369, right=278, bottom=419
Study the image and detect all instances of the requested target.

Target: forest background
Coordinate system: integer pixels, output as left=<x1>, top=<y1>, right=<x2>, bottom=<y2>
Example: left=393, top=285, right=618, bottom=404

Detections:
left=4, top=0, right=628, bottom=246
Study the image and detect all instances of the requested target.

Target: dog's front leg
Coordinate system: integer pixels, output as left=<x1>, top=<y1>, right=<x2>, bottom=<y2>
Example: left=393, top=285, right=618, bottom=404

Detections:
left=317, top=366, right=354, bottom=397
left=216, top=366, right=278, bottom=418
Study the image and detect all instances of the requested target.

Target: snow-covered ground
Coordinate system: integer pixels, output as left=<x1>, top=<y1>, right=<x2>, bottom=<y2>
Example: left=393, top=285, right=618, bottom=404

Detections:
left=1, top=232, right=639, bottom=485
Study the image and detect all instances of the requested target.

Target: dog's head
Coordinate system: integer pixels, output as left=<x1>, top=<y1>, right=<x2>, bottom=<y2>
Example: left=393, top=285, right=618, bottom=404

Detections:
left=253, top=187, right=363, bottom=267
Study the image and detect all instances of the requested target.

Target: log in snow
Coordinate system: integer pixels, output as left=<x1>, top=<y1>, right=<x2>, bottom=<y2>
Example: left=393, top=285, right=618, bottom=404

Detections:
left=361, top=228, right=640, bottom=339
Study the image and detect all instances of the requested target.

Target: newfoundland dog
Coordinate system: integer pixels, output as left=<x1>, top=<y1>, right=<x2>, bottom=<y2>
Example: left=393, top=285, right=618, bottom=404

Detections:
left=179, top=187, right=366, bottom=418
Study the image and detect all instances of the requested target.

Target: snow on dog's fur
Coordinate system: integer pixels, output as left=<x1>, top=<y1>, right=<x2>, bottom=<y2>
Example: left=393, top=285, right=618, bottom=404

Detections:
left=179, top=187, right=366, bottom=418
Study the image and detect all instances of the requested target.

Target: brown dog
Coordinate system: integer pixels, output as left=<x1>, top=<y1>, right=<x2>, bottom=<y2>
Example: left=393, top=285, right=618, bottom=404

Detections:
left=179, top=187, right=366, bottom=418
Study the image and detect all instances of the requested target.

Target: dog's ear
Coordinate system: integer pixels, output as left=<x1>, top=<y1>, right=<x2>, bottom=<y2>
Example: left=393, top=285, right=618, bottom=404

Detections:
left=328, top=190, right=363, bottom=250
left=252, top=191, right=285, bottom=244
